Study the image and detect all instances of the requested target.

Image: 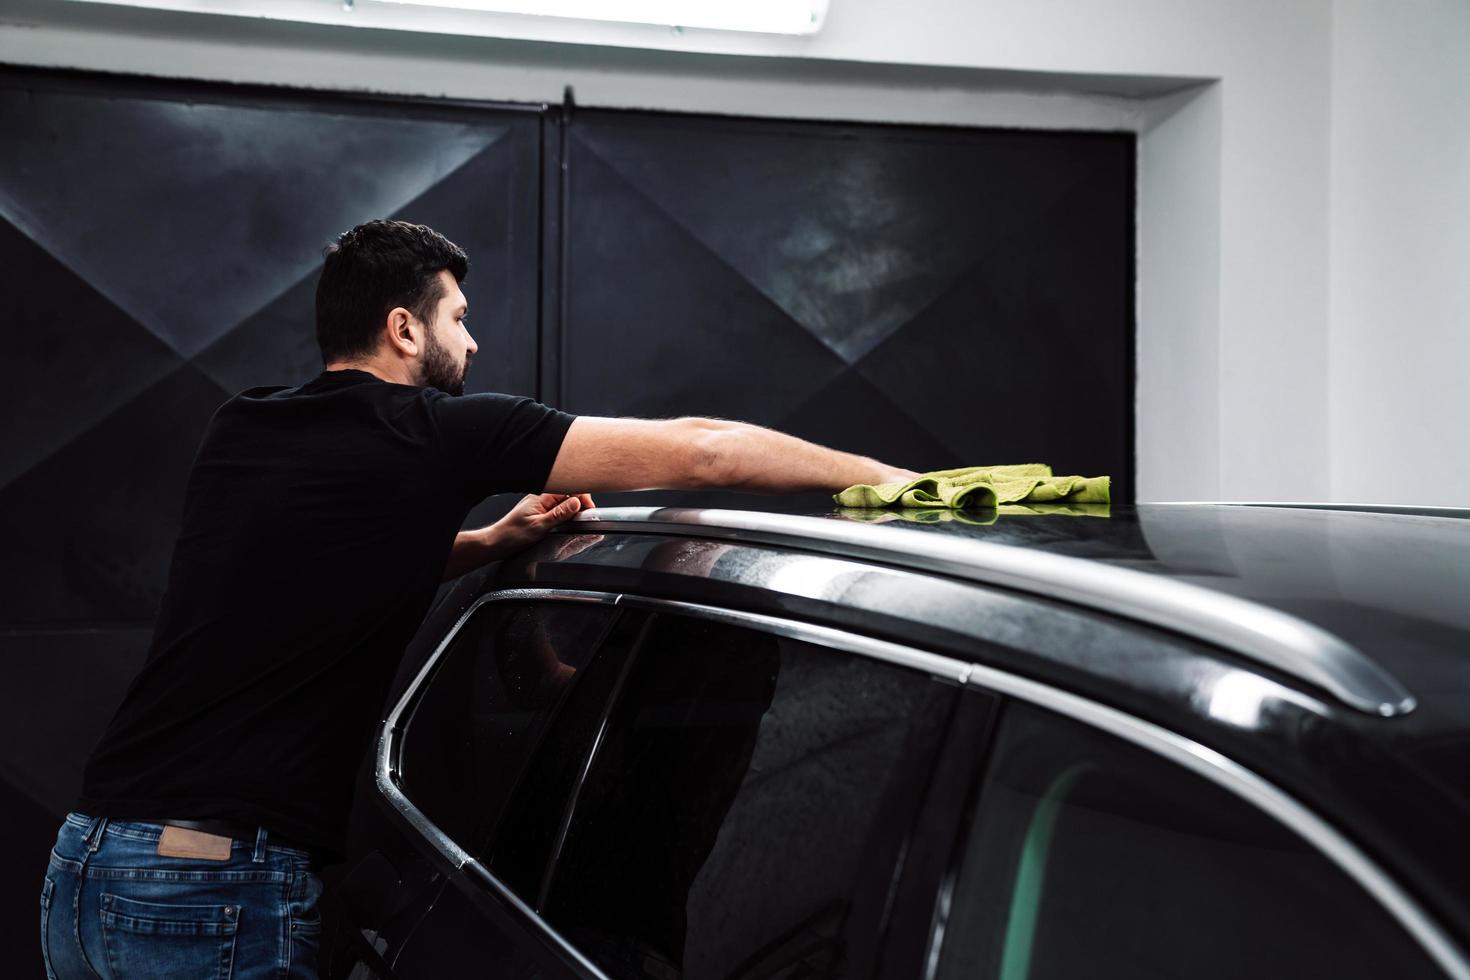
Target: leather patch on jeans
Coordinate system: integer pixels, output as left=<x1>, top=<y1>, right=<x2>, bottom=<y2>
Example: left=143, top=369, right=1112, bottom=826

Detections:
left=156, top=826, right=232, bottom=861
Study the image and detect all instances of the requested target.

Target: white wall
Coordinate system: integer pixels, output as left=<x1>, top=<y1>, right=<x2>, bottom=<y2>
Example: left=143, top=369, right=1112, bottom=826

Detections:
left=0, top=0, right=1357, bottom=501
left=1329, top=0, right=1470, bottom=507
left=1137, top=83, right=1222, bottom=500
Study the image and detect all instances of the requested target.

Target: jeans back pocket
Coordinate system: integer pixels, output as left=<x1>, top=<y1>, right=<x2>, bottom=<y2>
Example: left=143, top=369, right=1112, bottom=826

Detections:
left=100, top=893, right=239, bottom=979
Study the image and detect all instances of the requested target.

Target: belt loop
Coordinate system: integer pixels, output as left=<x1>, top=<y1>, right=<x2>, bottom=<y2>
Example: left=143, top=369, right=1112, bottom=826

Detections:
left=84, top=816, right=108, bottom=853
left=252, top=826, right=267, bottom=863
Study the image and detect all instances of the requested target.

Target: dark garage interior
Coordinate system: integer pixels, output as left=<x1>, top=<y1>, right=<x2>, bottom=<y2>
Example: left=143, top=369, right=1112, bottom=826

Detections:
left=0, top=71, right=1134, bottom=969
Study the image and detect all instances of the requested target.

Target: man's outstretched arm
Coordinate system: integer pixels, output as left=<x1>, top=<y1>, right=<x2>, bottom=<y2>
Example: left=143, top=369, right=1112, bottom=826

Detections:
left=543, top=416, right=919, bottom=495
left=444, top=417, right=919, bottom=580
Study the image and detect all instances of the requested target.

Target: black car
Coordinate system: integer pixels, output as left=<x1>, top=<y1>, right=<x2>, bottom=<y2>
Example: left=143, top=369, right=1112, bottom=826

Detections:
left=327, top=502, right=1470, bottom=980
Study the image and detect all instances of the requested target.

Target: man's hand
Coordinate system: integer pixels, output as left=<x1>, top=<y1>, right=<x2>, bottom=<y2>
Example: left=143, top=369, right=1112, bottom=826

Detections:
left=495, top=492, right=597, bottom=554
left=441, top=492, right=596, bottom=581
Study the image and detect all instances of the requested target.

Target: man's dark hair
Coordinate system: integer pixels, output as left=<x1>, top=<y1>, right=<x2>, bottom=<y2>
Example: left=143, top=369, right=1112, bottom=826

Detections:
left=315, top=219, right=469, bottom=364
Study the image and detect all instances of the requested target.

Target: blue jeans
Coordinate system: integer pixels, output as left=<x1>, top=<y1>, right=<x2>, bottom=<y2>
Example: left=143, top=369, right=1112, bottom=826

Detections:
left=41, top=812, right=322, bottom=979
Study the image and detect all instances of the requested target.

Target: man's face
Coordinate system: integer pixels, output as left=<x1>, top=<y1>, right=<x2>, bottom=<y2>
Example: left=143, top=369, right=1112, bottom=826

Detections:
left=417, top=269, right=477, bottom=396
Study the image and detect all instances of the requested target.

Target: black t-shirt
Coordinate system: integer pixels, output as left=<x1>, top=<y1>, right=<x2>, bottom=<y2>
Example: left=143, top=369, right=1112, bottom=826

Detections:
left=77, top=368, right=577, bottom=861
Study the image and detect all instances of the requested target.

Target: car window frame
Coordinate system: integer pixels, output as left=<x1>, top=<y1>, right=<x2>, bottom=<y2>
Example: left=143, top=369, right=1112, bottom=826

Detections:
left=380, top=589, right=621, bottom=980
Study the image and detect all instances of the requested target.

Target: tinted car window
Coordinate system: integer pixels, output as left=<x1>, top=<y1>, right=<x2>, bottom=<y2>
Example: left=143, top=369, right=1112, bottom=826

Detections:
left=486, top=609, right=654, bottom=899
left=938, top=701, right=1446, bottom=980
left=397, top=599, right=619, bottom=852
left=541, top=612, right=955, bottom=980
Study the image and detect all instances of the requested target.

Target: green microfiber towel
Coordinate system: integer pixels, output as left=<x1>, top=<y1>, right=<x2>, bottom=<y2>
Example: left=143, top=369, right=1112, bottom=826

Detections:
left=996, top=502, right=1111, bottom=518
left=834, top=463, right=1110, bottom=510
left=837, top=507, right=1000, bottom=526
left=835, top=502, right=1111, bottom=525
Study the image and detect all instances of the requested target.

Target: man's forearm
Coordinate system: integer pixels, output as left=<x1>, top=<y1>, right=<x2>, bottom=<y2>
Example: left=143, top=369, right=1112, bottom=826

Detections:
left=704, top=420, right=910, bottom=493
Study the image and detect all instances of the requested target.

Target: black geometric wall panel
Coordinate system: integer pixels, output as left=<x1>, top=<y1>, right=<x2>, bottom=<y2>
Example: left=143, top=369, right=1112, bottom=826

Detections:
left=558, top=110, right=1134, bottom=508
left=0, top=77, right=542, bottom=633
left=1, top=86, right=495, bottom=358
left=0, top=73, right=543, bottom=948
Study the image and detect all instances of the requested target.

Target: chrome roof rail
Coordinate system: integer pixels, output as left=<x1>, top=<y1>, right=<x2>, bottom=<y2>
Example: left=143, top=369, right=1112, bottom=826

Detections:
left=563, top=507, right=1416, bottom=718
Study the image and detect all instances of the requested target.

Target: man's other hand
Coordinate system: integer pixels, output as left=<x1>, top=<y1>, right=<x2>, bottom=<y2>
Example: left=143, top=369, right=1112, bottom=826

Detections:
left=497, top=491, right=597, bottom=553
left=442, top=492, right=597, bottom=581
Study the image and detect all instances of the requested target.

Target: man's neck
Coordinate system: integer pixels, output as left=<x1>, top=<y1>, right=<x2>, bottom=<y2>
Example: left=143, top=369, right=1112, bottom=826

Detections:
left=323, top=359, right=416, bottom=386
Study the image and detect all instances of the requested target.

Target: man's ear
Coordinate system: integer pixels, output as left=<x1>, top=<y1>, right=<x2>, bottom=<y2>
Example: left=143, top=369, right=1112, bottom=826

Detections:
left=384, top=307, right=421, bottom=357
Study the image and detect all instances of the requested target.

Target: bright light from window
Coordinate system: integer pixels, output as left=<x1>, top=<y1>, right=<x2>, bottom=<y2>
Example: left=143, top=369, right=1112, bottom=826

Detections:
left=373, top=0, right=829, bottom=34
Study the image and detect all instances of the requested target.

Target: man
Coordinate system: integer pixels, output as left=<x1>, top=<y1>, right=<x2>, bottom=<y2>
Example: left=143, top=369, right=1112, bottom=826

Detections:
left=39, top=219, right=918, bottom=978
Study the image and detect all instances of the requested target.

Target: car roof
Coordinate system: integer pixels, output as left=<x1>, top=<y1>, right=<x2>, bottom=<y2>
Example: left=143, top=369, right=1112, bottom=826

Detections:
left=566, top=498, right=1470, bottom=723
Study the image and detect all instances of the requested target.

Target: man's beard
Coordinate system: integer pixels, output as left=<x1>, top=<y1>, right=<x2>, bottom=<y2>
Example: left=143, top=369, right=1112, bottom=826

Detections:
left=421, top=328, right=469, bottom=396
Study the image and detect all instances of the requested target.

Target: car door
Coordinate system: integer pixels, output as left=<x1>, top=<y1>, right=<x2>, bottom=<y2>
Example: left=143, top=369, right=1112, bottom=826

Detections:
left=373, top=583, right=974, bottom=978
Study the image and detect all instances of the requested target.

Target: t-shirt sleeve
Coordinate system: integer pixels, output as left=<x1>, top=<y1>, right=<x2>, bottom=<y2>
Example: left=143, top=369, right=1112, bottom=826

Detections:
left=428, top=391, right=578, bottom=500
